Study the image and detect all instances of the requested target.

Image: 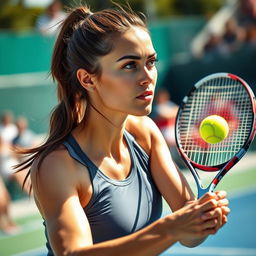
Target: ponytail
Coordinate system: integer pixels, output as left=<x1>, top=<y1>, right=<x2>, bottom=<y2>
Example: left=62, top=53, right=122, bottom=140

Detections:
left=47, top=7, right=92, bottom=145
left=15, top=4, right=148, bottom=190
left=15, top=7, right=91, bottom=181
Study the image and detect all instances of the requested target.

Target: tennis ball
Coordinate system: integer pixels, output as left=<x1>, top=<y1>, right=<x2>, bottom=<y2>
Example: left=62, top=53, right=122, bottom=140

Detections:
left=199, top=115, right=229, bottom=144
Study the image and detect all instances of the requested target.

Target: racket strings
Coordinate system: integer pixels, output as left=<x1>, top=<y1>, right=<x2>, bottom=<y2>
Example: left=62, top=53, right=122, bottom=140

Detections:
left=178, top=77, right=254, bottom=167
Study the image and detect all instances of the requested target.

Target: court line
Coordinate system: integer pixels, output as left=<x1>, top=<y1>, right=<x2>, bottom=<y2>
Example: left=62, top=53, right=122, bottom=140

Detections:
left=0, top=72, right=53, bottom=88
left=228, top=186, right=256, bottom=199
left=164, top=246, right=256, bottom=255
left=12, top=246, right=47, bottom=256
left=12, top=245, right=256, bottom=256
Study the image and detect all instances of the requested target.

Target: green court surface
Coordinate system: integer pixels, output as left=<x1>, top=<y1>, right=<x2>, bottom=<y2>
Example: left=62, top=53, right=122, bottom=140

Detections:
left=0, top=162, right=255, bottom=256
left=0, top=214, right=45, bottom=256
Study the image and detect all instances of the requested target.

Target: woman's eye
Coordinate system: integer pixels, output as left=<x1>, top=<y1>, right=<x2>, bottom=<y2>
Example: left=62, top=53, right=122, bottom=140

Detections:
left=147, top=58, right=158, bottom=68
left=122, top=61, right=137, bottom=70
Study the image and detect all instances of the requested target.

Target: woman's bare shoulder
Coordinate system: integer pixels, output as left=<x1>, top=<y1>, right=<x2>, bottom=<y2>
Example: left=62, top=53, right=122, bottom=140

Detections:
left=30, top=145, right=72, bottom=177
left=30, top=145, right=88, bottom=198
left=126, top=115, right=157, bottom=154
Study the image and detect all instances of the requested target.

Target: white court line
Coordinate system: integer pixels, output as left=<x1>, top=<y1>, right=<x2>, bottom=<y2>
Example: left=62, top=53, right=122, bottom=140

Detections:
left=0, top=72, right=53, bottom=88
left=12, top=245, right=256, bottom=256
left=12, top=246, right=47, bottom=256
left=228, top=186, right=256, bottom=199
left=165, top=246, right=256, bottom=255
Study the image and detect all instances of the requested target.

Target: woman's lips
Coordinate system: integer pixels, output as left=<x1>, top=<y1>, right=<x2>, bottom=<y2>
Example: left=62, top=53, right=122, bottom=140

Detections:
left=136, top=90, right=153, bottom=100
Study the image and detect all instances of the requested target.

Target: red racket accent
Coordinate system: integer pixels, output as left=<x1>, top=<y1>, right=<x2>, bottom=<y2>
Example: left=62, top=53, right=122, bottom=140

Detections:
left=212, top=178, right=218, bottom=185
left=223, top=157, right=239, bottom=171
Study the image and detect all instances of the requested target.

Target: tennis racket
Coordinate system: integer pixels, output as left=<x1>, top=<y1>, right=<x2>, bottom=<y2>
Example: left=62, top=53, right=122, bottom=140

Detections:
left=175, top=73, right=256, bottom=198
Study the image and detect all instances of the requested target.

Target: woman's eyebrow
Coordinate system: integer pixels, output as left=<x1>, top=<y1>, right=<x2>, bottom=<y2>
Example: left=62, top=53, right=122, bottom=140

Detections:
left=116, top=55, right=141, bottom=62
left=116, top=53, right=156, bottom=62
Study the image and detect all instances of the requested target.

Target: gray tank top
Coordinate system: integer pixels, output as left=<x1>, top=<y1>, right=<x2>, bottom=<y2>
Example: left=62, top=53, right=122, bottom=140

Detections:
left=44, top=131, right=162, bottom=255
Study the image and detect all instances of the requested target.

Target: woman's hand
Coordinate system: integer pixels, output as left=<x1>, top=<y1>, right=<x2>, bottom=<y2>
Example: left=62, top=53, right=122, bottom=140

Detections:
left=214, top=190, right=230, bottom=227
left=165, top=191, right=230, bottom=247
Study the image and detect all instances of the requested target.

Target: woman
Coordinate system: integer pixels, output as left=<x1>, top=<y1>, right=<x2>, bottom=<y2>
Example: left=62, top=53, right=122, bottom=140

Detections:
left=17, top=4, right=229, bottom=256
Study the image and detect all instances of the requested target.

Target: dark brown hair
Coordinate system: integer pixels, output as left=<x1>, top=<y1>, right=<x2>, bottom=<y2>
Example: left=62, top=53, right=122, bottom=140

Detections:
left=16, top=4, right=148, bottom=188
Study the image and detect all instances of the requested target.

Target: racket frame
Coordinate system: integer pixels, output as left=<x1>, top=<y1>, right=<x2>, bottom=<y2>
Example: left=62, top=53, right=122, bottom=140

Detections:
left=175, top=73, right=256, bottom=198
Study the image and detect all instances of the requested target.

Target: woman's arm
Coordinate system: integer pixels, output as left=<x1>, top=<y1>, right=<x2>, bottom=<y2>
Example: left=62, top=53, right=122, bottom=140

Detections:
left=134, top=116, right=229, bottom=247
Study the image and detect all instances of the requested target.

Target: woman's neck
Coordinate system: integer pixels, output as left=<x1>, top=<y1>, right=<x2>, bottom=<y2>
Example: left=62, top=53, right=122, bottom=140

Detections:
left=73, top=103, right=128, bottom=159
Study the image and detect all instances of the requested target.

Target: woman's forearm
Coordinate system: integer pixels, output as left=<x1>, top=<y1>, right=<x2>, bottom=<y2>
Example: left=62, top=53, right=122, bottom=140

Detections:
left=70, top=218, right=177, bottom=256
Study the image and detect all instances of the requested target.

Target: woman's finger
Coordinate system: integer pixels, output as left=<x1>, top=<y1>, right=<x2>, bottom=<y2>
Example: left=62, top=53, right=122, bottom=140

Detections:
left=215, top=190, right=227, bottom=200
left=217, top=198, right=229, bottom=207
left=198, top=192, right=216, bottom=204
left=221, top=206, right=230, bottom=216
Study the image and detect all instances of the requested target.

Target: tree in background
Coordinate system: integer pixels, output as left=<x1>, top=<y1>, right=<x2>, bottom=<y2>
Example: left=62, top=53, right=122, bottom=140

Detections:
left=156, top=0, right=223, bottom=18
left=0, top=0, right=44, bottom=31
left=0, top=0, right=223, bottom=31
left=61, top=0, right=144, bottom=13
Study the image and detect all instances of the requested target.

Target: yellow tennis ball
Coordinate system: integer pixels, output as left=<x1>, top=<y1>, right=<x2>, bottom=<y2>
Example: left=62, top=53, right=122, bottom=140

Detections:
left=199, top=115, right=229, bottom=144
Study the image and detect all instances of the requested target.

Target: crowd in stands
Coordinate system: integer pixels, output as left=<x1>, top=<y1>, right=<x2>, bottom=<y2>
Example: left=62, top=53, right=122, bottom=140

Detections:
left=34, top=0, right=256, bottom=57
left=0, top=111, right=37, bottom=234
left=202, top=0, right=256, bottom=59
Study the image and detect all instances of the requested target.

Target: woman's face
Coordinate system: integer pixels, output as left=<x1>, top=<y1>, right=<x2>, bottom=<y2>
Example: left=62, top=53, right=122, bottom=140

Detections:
left=93, top=26, right=158, bottom=117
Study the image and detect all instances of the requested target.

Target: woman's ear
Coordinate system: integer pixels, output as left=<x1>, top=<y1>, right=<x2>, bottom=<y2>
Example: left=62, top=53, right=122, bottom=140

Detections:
left=77, top=68, right=96, bottom=92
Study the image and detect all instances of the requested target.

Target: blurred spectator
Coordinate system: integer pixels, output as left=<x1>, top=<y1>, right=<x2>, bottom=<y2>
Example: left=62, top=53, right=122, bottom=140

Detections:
left=153, top=88, right=178, bottom=148
left=152, top=89, right=185, bottom=168
left=10, top=116, right=36, bottom=196
left=0, top=135, right=19, bottom=234
left=236, top=0, right=256, bottom=49
left=11, top=116, right=35, bottom=194
left=0, top=111, right=18, bottom=144
left=0, top=174, right=18, bottom=234
left=0, top=135, right=17, bottom=183
left=0, top=115, right=32, bottom=205
left=36, top=0, right=66, bottom=36
left=245, top=23, right=256, bottom=46
left=200, top=0, right=256, bottom=59
left=222, top=18, right=246, bottom=53
left=202, top=19, right=246, bottom=59
left=202, top=31, right=227, bottom=59
left=12, top=116, right=36, bottom=150
left=237, top=0, right=256, bottom=27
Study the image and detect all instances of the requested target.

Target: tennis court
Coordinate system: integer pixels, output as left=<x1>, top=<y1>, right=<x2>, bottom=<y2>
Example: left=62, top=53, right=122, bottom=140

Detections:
left=0, top=154, right=255, bottom=256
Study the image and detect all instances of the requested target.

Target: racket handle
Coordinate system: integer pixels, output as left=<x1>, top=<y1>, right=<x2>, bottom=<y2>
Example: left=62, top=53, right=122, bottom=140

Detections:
left=197, top=185, right=215, bottom=199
